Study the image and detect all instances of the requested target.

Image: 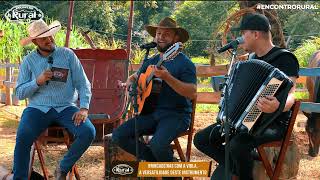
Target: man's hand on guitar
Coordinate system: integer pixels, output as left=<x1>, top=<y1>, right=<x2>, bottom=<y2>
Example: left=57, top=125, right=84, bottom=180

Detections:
left=256, top=95, right=280, bottom=113
left=152, top=65, right=170, bottom=80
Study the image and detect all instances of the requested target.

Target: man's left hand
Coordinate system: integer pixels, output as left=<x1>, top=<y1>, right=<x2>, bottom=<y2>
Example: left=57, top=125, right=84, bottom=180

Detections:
left=256, top=96, right=279, bottom=113
left=72, top=108, right=88, bottom=126
left=152, top=65, right=170, bottom=80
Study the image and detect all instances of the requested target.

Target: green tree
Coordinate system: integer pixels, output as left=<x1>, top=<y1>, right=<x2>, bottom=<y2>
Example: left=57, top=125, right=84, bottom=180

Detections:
left=1, top=1, right=116, bottom=35
left=0, top=19, right=88, bottom=63
left=173, top=1, right=236, bottom=57
left=294, top=37, right=320, bottom=67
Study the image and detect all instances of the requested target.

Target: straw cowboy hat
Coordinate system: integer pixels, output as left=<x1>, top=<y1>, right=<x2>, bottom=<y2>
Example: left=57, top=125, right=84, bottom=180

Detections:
left=144, top=17, right=189, bottom=43
left=20, top=19, right=61, bottom=46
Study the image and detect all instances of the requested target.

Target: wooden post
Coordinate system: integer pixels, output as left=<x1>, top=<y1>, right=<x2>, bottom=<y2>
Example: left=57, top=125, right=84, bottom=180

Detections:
left=65, top=1, right=75, bottom=48
left=210, top=53, right=215, bottom=66
left=5, top=59, right=12, bottom=105
left=126, top=0, right=134, bottom=60
left=80, top=30, right=96, bottom=49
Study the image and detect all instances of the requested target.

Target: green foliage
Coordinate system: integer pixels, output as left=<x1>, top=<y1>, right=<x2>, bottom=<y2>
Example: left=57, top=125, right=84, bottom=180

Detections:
left=173, top=1, right=236, bottom=57
left=131, top=48, right=158, bottom=64
left=131, top=48, right=146, bottom=64
left=0, top=21, right=27, bottom=63
left=294, top=91, right=309, bottom=100
left=192, top=57, right=209, bottom=64
left=97, top=39, right=124, bottom=50
left=294, top=37, right=320, bottom=67
left=276, top=1, right=320, bottom=49
left=111, top=1, right=130, bottom=42
left=2, top=1, right=319, bottom=64
left=74, top=1, right=115, bottom=33
left=0, top=19, right=89, bottom=63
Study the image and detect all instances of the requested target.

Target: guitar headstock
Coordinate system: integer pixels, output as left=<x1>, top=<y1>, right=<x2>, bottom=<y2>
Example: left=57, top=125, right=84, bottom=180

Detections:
left=163, top=42, right=183, bottom=61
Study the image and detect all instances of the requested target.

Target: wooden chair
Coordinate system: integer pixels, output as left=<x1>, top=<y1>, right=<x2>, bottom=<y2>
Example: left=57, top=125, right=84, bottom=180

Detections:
left=29, top=127, right=80, bottom=180
left=257, top=101, right=301, bottom=180
left=171, top=99, right=197, bottom=162
left=28, top=48, right=129, bottom=179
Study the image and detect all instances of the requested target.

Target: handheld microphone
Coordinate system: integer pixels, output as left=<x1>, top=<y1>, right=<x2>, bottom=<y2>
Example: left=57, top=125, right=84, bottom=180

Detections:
left=217, top=37, right=244, bottom=53
left=140, top=42, right=157, bottom=49
left=46, top=56, right=53, bottom=85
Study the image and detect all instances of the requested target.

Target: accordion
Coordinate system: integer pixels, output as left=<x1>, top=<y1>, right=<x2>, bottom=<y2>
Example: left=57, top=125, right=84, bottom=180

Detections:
left=217, top=59, right=293, bottom=136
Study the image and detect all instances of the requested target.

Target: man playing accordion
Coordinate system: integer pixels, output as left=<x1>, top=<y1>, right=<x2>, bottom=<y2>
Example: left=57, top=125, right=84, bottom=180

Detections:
left=194, top=13, right=299, bottom=180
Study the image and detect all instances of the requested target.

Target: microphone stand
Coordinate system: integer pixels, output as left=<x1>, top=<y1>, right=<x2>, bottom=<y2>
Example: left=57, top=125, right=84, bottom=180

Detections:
left=122, top=47, right=152, bottom=169
left=214, top=44, right=238, bottom=179
left=217, top=46, right=239, bottom=179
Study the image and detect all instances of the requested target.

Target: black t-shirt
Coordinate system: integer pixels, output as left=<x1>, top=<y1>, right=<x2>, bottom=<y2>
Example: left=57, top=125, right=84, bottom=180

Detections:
left=253, top=47, right=300, bottom=127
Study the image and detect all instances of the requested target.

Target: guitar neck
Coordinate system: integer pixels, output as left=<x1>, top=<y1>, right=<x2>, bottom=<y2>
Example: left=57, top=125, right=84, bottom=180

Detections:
left=155, top=56, right=165, bottom=67
left=146, top=57, right=165, bottom=84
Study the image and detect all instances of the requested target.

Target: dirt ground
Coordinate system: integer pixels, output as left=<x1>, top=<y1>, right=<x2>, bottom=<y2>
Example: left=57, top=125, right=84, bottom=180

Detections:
left=0, top=105, right=319, bottom=180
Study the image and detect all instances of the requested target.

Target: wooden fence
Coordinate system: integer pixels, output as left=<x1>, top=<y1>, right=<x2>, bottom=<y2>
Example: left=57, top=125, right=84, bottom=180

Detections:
left=0, top=63, right=19, bottom=105
left=1, top=62, right=320, bottom=114
left=129, top=64, right=320, bottom=113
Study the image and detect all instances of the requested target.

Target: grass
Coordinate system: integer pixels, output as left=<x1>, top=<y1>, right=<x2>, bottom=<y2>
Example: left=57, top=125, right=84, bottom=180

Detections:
left=0, top=117, right=19, bottom=128
left=196, top=104, right=219, bottom=113
left=294, top=91, right=309, bottom=100
left=197, top=86, right=213, bottom=93
left=191, top=57, right=210, bottom=64
left=195, top=87, right=309, bottom=113
left=197, top=77, right=211, bottom=86
left=196, top=86, right=219, bottom=113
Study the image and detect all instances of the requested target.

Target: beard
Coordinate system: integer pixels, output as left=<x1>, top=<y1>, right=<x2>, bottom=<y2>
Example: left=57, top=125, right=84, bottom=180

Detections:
left=157, top=43, right=174, bottom=53
left=38, top=43, right=55, bottom=53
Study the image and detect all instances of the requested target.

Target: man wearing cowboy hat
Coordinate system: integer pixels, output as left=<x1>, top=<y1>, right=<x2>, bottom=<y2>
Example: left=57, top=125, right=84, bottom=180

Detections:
left=112, top=17, right=197, bottom=170
left=14, top=19, right=95, bottom=180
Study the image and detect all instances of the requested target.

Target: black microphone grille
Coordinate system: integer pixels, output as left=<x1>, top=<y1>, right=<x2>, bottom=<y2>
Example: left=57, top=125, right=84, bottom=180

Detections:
left=140, top=42, right=157, bottom=49
left=48, top=56, right=53, bottom=64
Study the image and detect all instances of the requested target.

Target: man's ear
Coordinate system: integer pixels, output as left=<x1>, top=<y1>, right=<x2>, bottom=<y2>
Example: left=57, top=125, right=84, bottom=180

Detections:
left=174, top=34, right=180, bottom=43
left=254, top=31, right=260, bottom=40
left=31, top=39, right=37, bottom=45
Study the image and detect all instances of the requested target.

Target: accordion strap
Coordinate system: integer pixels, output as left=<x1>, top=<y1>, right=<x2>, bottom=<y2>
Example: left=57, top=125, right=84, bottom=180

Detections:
left=248, top=48, right=296, bottom=64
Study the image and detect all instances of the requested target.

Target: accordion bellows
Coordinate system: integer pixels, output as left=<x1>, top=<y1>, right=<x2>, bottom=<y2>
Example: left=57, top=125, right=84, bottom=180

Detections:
left=217, top=60, right=293, bottom=135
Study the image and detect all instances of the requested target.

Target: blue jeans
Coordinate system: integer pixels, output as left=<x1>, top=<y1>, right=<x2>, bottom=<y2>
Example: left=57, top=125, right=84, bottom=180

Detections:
left=194, top=123, right=286, bottom=180
left=13, top=106, right=96, bottom=180
left=112, top=110, right=190, bottom=162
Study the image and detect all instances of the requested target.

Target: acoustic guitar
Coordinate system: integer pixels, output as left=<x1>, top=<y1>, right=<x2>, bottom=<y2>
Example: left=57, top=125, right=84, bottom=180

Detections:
left=137, top=42, right=183, bottom=114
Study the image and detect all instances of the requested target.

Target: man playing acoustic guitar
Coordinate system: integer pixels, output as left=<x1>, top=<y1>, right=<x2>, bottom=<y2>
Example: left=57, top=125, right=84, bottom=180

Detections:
left=112, top=17, right=197, bottom=167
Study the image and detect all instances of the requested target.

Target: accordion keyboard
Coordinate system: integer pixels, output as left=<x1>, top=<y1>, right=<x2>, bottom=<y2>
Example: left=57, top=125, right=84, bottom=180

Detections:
left=242, top=77, right=283, bottom=129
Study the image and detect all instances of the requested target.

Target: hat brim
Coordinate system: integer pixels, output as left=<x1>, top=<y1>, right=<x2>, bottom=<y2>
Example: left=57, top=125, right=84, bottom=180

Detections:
left=145, top=25, right=189, bottom=43
left=20, top=20, right=61, bottom=46
left=231, top=26, right=242, bottom=32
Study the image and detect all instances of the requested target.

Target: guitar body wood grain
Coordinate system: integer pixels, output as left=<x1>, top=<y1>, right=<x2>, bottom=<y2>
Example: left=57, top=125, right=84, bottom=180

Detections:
left=137, top=65, right=154, bottom=113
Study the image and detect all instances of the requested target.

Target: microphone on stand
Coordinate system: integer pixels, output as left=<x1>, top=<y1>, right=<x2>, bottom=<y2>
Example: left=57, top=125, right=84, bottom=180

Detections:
left=46, top=56, right=53, bottom=85
left=140, top=42, right=157, bottom=63
left=140, top=42, right=157, bottom=49
left=217, top=37, right=244, bottom=53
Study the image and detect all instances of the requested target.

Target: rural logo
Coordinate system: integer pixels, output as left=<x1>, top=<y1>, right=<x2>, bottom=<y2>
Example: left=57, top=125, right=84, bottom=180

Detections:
left=53, top=71, right=64, bottom=79
left=5, top=4, right=44, bottom=22
left=112, top=164, right=134, bottom=176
